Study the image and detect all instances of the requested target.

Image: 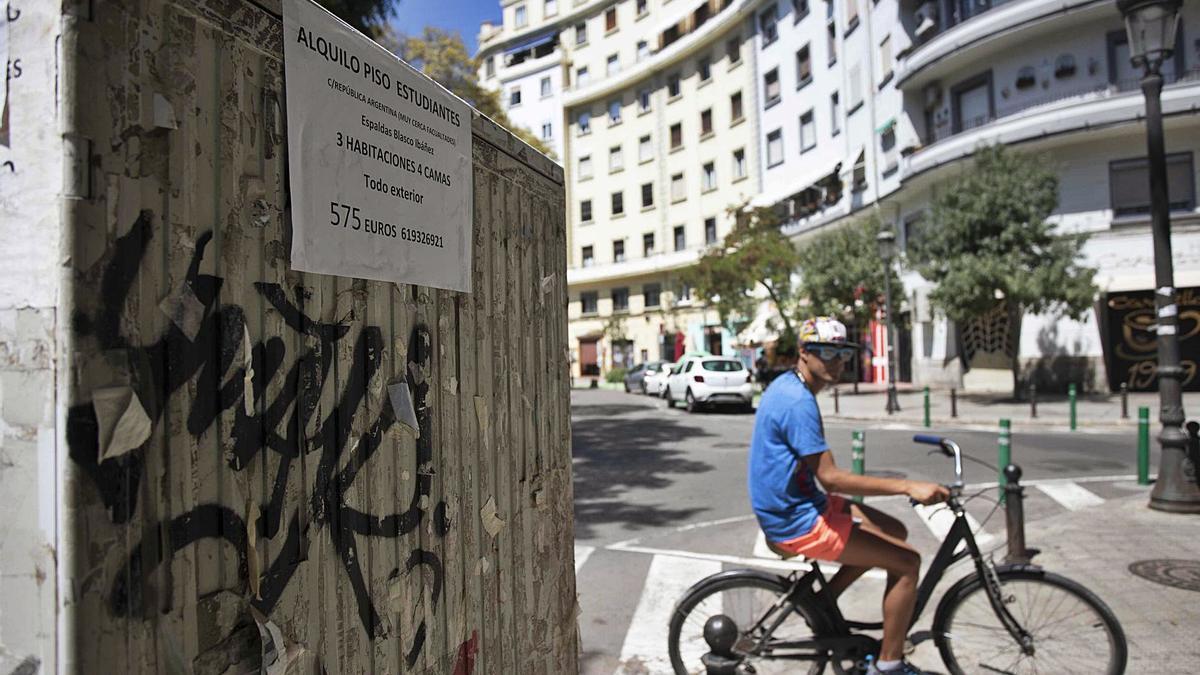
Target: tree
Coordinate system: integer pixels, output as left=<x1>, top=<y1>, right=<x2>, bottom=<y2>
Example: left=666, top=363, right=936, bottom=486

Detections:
left=685, top=205, right=801, bottom=339
left=317, top=0, right=395, bottom=35
left=795, top=213, right=904, bottom=335
left=907, top=145, right=1097, bottom=396
left=378, top=27, right=554, bottom=157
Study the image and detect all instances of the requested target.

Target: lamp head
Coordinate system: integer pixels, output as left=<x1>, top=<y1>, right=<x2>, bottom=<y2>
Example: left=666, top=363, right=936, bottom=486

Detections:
left=1116, top=0, right=1182, bottom=72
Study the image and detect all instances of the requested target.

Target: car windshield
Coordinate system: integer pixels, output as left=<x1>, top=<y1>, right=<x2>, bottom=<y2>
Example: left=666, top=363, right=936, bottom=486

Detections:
left=701, top=360, right=744, bottom=372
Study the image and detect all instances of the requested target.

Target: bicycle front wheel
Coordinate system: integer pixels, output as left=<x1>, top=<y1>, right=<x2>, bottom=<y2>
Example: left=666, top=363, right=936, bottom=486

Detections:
left=933, top=568, right=1127, bottom=675
left=667, top=574, right=830, bottom=675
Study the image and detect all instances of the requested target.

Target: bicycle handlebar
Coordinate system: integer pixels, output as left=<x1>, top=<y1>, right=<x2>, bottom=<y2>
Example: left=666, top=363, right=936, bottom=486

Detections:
left=912, top=434, right=964, bottom=488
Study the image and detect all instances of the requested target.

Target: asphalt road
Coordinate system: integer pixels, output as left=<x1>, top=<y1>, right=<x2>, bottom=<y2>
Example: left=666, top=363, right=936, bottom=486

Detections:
left=570, top=387, right=1150, bottom=674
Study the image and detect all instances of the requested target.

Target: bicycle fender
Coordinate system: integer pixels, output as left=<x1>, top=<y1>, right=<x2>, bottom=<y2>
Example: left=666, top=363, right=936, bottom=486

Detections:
left=671, top=568, right=790, bottom=613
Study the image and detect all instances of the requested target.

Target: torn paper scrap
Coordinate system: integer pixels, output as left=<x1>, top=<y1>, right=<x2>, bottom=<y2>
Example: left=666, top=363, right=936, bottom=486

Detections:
left=249, top=605, right=291, bottom=675
left=246, top=499, right=261, bottom=601
left=93, top=386, right=152, bottom=463
left=158, top=282, right=204, bottom=342
left=388, top=380, right=420, bottom=438
left=242, top=325, right=255, bottom=417
left=541, top=273, right=555, bottom=294
left=481, top=496, right=505, bottom=538
left=407, top=360, right=426, bottom=386
left=444, top=376, right=458, bottom=394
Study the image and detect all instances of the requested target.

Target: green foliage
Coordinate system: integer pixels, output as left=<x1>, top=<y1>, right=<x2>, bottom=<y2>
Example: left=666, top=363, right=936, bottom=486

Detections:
left=317, top=0, right=395, bottom=35
left=795, top=214, right=904, bottom=330
left=602, top=315, right=627, bottom=343
left=685, top=205, right=801, bottom=337
left=378, top=27, right=555, bottom=158
left=908, top=145, right=1097, bottom=325
left=605, top=367, right=628, bottom=384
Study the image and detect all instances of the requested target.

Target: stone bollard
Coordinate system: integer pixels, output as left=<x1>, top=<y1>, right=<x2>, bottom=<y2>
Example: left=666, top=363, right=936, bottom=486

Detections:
left=700, top=615, right=742, bottom=675
left=1004, top=464, right=1030, bottom=564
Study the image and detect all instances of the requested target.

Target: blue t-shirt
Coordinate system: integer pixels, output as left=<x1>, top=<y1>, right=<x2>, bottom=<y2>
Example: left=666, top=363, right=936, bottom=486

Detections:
left=747, top=370, right=830, bottom=542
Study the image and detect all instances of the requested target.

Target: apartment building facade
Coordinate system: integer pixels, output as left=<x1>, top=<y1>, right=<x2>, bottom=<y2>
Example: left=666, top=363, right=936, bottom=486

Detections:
left=480, top=0, right=1200, bottom=390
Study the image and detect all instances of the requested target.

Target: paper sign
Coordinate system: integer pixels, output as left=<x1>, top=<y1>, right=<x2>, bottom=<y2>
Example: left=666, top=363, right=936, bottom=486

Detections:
left=283, top=0, right=473, bottom=291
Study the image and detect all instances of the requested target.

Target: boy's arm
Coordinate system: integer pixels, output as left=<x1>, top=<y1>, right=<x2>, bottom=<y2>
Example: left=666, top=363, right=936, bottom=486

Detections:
left=802, top=451, right=948, bottom=504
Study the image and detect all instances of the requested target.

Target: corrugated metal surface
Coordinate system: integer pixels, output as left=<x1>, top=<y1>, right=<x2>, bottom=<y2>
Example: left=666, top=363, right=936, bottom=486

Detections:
left=57, top=0, right=575, bottom=672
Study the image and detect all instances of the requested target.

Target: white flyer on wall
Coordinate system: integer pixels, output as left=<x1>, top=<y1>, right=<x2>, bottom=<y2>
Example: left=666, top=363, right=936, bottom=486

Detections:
left=283, top=0, right=473, bottom=292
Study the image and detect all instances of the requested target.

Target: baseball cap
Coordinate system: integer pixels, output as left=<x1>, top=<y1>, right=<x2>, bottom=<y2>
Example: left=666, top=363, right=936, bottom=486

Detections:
left=797, top=316, right=858, bottom=348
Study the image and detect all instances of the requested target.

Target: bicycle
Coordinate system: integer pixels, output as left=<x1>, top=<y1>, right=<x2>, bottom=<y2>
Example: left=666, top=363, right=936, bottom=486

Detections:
left=667, top=434, right=1128, bottom=674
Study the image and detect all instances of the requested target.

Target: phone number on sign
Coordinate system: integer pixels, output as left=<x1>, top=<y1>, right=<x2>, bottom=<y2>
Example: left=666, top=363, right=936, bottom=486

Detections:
left=329, top=201, right=445, bottom=249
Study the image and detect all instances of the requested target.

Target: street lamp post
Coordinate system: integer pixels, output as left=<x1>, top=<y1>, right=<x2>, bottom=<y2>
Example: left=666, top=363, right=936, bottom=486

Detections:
left=1117, top=0, right=1200, bottom=512
left=877, top=228, right=900, bottom=414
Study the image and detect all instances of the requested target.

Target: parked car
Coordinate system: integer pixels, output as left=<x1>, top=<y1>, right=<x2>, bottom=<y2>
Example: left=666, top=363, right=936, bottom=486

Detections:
left=623, top=361, right=668, bottom=394
left=641, top=361, right=670, bottom=396
left=663, top=355, right=753, bottom=413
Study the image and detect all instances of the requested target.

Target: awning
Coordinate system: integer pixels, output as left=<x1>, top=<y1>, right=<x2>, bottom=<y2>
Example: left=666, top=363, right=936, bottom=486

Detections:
left=504, top=30, right=558, bottom=55
left=875, top=117, right=896, bottom=134
left=736, top=303, right=781, bottom=345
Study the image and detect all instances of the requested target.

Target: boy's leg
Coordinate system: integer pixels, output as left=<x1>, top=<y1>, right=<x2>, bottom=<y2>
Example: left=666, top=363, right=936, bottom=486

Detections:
left=825, top=499, right=910, bottom=598
left=835, top=524, right=921, bottom=662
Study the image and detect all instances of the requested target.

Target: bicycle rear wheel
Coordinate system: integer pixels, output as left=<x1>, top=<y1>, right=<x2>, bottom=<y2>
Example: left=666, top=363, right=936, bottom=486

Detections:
left=933, top=568, right=1127, bottom=675
left=667, top=574, right=830, bottom=675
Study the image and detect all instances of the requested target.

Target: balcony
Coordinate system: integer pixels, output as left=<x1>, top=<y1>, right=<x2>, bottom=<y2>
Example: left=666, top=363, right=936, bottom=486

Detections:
left=894, top=0, right=1110, bottom=90
left=567, top=247, right=703, bottom=285
left=903, top=70, right=1200, bottom=179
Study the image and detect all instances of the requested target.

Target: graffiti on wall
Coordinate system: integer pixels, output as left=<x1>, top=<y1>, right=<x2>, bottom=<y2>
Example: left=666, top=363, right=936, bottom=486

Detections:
left=67, top=211, right=450, bottom=665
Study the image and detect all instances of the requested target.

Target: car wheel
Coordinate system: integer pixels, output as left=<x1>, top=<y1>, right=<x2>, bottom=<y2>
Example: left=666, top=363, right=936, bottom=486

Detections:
left=685, top=389, right=698, bottom=413
left=640, top=381, right=648, bottom=395
left=624, top=381, right=630, bottom=393
left=665, top=388, right=675, bottom=408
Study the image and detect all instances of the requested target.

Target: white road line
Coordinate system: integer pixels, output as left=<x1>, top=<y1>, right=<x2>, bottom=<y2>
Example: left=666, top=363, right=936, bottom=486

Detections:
left=575, top=545, right=596, bottom=574
left=912, top=504, right=995, bottom=548
left=1035, top=481, right=1105, bottom=511
left=615, top=555, right=721, bottom=675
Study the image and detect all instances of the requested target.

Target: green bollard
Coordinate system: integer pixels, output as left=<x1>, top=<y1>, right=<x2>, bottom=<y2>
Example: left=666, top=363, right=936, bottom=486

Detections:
left=851, top=430, right=865, bottom=504
left=999, top=419, right=1012, bottom=504
left=1138, top=406, right=1150, bottom=485
left=923, top=387, right=931, bottom=428
left=1068, top=383, right=1077, bottom=431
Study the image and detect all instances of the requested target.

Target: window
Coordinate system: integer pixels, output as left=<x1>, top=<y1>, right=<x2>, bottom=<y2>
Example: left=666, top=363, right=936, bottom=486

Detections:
left=541, top=76, right=552, bottom=98
left=613, top=239, right=626, bottom=262
left=581, top=199, right=593, bottom=222
left=730, top=91, right=744, bottom=122
left=793, top=0, right=809, bottom=22
left=764, top=68, right=781, bottom=106
left=705, top=217, right=718, bottom=244
left=639, top=135, right=653, bottom=162
left=605, top=7, right=617, bottom=31
left=641, top=182, right=654, bottom=207
left=848, top=64, right=863, bottom=111
left=607, top=53, right=620, bottom=76
left=578, top=155, right=593, bottom=179
left=575, top=21, right=588, bottom=45
left=830, top=92, right=841, bottom=135
left=759, top=5, right=778, bottom=45
left=700, top=109, right=713, bottom=136
left=577, top=66, right=590, bottom=86
left=485, top=56, right=495, bottom=78
left=677, top=281, right=692, bottom=302
left=643, top=232, right=655, bottom=255
left=667, top=73, right=681, bottom=98
left=644, top=283, right=661, bottom=308
left=733, top=148, right=746, bottom=179
left=509, top=86, right=522, bottom=107
left=514, top=4, right=527, bottom=27
left=581, top=245, right=594, bottom=267
left=612, top=287, right=629, bottom=311
left=670, top=123, right=683, bottom=150
left=826, top=21, right=837, bottom=64
left=878, top=35, right=893, bottom=84
left=702, top=162, right=717, bottom=191
left=608, top=99, right=622, bottom=124
left=844, top=0, right=859, bottom=33
left=578, top=111, right=591, bottom=134
left=766, top=129, right=783, bottom=167
left=638, top=88, right=652, bottom=113
left=951, top=72, right=993, bottom=133
left=674, top=225, right=686, bottom=251
left=612, top=192, right=625, bottom=216
left=698, top=56, right=712, bottom=82
left=796, top=45, right=812, bottom=88
left=800, top=110, right=816, bottom=152
left=727, top=35, right=742, bottom=64
left=671, top=173, right=685, bottom=201
left=1110, top=152, right=1195, bottom=216
left=545, top=0, right=557, bottom=16
left=609, top=145, right=623, bottom=172
left=541, top=122, right=553, bottom=140
left=581, top=291, right=598, bottom=313
left=637, top=0, right=648, bottom=16
left=637, top=40, right=650, bottom=62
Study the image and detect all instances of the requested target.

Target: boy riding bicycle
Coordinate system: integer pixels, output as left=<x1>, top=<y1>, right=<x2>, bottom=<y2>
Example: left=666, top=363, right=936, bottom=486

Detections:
left=748, top=317, right=949, bottom=675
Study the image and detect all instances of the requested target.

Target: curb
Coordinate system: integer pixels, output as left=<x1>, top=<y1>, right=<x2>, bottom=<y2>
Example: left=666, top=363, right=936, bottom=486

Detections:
left=824, top=412, right=1140, bottom=432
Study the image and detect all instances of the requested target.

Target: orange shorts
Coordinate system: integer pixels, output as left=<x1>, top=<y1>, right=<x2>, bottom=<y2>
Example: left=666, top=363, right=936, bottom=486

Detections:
left=766, top=494, right=856, bottom=561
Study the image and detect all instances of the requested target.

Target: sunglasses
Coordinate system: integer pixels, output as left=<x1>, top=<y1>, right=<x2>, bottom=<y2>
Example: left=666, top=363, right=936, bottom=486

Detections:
left=806, top=345, right=856, bottom=363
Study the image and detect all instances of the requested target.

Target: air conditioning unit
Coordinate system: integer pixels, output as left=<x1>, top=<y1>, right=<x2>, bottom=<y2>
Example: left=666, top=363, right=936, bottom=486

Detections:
left=914, top=1, right=938, bottom=39
left=923, top=82, right=942, bottom=110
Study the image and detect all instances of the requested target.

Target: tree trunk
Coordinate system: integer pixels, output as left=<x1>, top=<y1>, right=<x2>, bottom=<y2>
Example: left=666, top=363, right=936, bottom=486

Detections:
left=760, top=280, right=794, bottom=336
left=1008, top=302, right=1024, bottom=400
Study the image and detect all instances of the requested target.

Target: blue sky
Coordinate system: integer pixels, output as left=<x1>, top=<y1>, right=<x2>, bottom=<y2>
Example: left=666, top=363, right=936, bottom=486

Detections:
left=389, top=0, right=499, bottom=54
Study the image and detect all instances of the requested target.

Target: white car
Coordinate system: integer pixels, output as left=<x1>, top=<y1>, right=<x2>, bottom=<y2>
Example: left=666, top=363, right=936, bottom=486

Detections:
left=642, top=362, right=670, bottom=396
left=663, top=356, right=753, bottom=413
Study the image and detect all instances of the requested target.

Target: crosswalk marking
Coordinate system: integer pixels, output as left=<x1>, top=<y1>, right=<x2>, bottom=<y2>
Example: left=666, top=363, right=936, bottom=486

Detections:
left=1036, top=482, right=1105, bottom=511
left=615, top=555, right=721, bottom=674
left=575, top=545, right=596, bottom=574
left=913, top=504, right=995, bottom=548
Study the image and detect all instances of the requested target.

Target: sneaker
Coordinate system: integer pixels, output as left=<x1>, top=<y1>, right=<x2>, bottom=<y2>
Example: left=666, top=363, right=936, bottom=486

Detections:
left=866, top=660, right=927, bottom=675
